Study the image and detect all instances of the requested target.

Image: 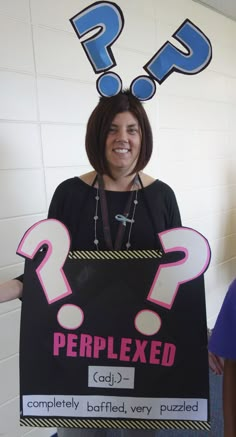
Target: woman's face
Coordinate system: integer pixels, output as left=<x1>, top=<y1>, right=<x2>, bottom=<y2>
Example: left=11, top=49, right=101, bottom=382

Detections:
left=105, top=111, right=142, bottom=176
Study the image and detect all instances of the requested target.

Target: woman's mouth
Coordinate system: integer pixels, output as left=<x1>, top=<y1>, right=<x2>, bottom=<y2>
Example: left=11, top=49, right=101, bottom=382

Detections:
left=113, top=148, right=130, bottom=154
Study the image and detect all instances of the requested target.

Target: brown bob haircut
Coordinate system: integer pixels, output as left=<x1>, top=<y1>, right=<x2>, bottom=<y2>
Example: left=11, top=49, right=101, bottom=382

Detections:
left=85, top=90, right=153, bottom=177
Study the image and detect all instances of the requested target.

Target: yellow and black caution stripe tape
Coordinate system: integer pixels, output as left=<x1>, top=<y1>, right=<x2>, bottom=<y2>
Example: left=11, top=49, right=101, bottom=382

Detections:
left=20, top=417, right=210, bottom=430
left=68, top=250, right=163, bottom=260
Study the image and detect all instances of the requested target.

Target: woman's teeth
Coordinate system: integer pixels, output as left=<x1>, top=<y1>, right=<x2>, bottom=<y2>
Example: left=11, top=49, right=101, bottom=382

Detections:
left=114, top=148, right=129, bottom=154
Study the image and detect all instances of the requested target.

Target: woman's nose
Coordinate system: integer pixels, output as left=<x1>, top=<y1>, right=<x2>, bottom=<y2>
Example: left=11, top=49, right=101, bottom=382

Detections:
left=116, top=128, right=128, bottom=143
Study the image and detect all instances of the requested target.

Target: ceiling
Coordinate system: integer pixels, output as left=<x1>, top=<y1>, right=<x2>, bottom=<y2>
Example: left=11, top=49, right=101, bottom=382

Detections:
left=193, top=0, right=236, bottom=21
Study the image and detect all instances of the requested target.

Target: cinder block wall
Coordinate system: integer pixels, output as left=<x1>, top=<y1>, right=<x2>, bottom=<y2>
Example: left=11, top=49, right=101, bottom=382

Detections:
left=0, top=0, right=235, bottom=435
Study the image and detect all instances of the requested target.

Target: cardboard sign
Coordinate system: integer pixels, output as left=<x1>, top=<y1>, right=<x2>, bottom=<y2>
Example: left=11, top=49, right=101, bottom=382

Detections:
left=18, top=220, right=211, bottom=431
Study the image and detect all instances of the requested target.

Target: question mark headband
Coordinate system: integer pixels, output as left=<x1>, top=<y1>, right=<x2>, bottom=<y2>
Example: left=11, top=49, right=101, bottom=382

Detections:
left=70, top=1, right=212, bottom=101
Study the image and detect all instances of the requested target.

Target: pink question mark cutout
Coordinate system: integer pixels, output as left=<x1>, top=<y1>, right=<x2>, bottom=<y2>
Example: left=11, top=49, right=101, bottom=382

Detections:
left=17, top=219, right=84, bottom=330
left=135, top=227, right=211, bottom=336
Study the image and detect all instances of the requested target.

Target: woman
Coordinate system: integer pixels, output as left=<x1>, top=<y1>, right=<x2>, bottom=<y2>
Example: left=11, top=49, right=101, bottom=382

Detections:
left=0, top=90, right=181, bottom=436
left=46, top=91, right=181, bottom=253
left=209, top=279, right=236, bottom=437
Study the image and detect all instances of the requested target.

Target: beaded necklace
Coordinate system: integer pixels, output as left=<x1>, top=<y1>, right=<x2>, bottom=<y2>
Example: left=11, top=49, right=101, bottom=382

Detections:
left=93, top=174, right=140, bottom=250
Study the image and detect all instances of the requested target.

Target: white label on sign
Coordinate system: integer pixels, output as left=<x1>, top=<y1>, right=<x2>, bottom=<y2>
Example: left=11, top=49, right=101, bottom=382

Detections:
left=23, top=395, right=208, bottom=421
left=88, top=366, right=135, bottom=389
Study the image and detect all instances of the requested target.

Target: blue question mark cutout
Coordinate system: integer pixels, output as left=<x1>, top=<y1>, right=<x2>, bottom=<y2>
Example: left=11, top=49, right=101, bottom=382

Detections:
left=144, top=19, right=212, bottom=84
left=70, top=2, right=213, bottom=101
left=70, top=1, right=124, bottom=97
left=130, top=76, right=157, bottom=101
left=131, top=19, right=212, bottom=100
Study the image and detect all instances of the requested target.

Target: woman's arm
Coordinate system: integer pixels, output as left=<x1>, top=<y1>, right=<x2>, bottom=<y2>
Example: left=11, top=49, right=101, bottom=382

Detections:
left=0, top=279, right=23, bottom=302
left=223, top=359, right=236, bottom=437
left=0, top=183, right=65, bottom=305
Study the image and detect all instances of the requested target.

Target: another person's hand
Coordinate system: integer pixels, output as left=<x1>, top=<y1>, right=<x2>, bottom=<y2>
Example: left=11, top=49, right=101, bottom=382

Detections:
left=208, top=351, right=224, bottom=375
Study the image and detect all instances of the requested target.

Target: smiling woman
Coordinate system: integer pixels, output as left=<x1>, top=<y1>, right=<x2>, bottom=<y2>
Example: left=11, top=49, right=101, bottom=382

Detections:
left=0, top=90, right=182, bottom=437
left=105, top=112, right=141, bottom=177
left=85, top=90, right=153, bottom=185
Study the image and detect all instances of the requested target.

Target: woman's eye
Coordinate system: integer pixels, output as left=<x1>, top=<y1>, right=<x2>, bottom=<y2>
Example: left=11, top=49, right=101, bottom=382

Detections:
left=108, top=126, right=117, bottom=133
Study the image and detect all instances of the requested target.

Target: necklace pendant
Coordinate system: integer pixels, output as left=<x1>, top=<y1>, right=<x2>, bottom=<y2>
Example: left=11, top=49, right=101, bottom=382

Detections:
left=126, top=242, right=131, bottom=249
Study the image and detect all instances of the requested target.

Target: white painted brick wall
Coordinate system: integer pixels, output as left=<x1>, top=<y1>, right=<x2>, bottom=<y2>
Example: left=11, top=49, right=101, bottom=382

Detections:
left=0, top=0, right=235, bottom=435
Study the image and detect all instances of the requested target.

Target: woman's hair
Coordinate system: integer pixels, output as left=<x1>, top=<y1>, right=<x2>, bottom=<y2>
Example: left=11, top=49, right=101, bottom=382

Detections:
left=85, top=90, right=153, bottom=176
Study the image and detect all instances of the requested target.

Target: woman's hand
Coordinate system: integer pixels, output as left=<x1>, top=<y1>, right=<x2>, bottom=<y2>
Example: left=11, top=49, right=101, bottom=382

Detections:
left=208, top=350, right=224, bottom=375
left=0, top=279, right=23, bottom=303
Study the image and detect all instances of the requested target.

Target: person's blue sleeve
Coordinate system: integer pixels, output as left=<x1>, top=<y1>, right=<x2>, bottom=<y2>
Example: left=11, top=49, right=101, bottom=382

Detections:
left=209, top=279, right=236, bottom=359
